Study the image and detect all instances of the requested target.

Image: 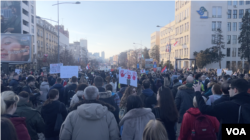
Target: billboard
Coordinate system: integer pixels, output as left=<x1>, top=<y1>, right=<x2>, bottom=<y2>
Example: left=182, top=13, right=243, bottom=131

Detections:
left=1, top=34, right=31, bottom=63
left=145, top=59, right=153, bottom=68
left=1, top=1, right=22, bottom=33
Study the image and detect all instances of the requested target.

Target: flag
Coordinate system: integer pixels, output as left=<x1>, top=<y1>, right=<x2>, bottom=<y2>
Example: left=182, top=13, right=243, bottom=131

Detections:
left=86, top=64, right=90, bottom=70
left=173, top=41, right=178, bottom=47
left=166, top=44, right=168, bottom=52
left=161, top=66, right=167, bottom=73
left=169, top=44, right=171, bottom=52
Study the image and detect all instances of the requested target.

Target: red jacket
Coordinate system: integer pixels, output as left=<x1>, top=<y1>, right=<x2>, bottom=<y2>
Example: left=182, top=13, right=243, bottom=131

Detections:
left=9, top=117, right=31, bottom=140
left=178, top=108, right=219, bottom=140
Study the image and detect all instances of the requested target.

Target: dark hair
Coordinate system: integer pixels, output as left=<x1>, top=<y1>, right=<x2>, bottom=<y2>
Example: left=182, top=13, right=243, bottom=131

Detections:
left=71, top=76, right=77, bottom=83
left=56, top=78, right=62, bottom=83
left=106, top=84, right=113, bottom=91
left=94, top=76, right=103, bottom=87
left=120, top=84, right=127, bottom=88
left=157, top=86, right=178, bottom=123
left=222, top=75, right=228, bottom=81
left=195, top=74, right=202, bottom=80
left=18, top=91, right=30, bottom=99
left=221, top=82, right=229, bottom=95
left=76, top=84, right=88, bottom=92
left=212, top=83, right=222, bottom=95
left=43, top=77, right=48, bottom=82
left=43, top=89, right=59, bottom=106
left=231, top=79, right=249, bottom=93
left=143, top=79, right=150, bottom=89
left=126, top=95, right=143, bottom=112
left=173, top=79, right=179, bottom=84
left=26, top=75, right=35, bottom=83
left=1, top=117, right=18, bottom=140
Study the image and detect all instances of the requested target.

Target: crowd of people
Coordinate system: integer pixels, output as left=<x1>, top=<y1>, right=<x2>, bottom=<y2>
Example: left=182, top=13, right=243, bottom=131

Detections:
left=1, top=68, right=250, bottom=140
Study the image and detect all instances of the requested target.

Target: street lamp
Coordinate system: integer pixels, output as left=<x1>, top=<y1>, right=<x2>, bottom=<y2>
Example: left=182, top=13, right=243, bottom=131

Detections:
left=157, top=25, right=173, bottom=70
left=52, top=1, right=80, bottom=63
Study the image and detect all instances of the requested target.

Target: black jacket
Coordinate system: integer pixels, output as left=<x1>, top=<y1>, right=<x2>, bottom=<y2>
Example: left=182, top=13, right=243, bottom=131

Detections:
left=48, top=77, right=56, bottom=86
left=22, top=85, right=41, bottom=106
left=41, top=100, right=67, bottom=138
left=152, top=107, right=176, bottom=140
left=64, top=83, right=77, bottom=105
left=117, top=87, right=127, bottom=99
left=213, top=94, right=230, bottom=105
left=140, top=88, right=157, bottom=109
left=196, top=91, right=250, bottom=140
left=175, top=85, right=195, bottom=123
left=171, top=82, right=182, bottom=99
left=9, top=79, right=19, bottom=92
left=49, top=84, right=65, bottom=103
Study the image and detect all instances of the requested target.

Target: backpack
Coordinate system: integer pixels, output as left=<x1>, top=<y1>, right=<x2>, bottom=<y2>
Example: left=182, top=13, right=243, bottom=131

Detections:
left=188, top=113, right=217, bottom=140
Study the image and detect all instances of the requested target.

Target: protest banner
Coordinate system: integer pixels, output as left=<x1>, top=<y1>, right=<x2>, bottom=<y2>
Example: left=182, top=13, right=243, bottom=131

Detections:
left=15, top=69, right=21, bottom=74
left=60, top=66, right=78, bottom=78
left=119, top=69, right=137, bottom=87
left=50, top=63, right=63, bottom=74
left=226, top=70, right=233, bottom=75
left=217, top=69, right=222, bottom=76
left=141, top=69, right=145, bottom=73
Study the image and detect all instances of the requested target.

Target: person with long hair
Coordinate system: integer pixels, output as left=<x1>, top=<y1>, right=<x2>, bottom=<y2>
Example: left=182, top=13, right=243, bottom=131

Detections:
left=119, top=86, right=137, bottom=119
left=119, top=95, right=155, bottom=140
left=152, top=86, right=178, bottom=140
left=1, top=91, right=31, bottom=140
left=143, top=119, right=168, bottom=140
left=1, top=117, right=18, bottom=140
left=41, top=89, right=67, bottom=140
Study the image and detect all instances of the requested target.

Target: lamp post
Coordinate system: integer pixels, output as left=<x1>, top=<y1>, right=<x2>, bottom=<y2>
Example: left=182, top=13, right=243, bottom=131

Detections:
left=52, top=1, right=80, bottom=63
left=156, top=25, right=174, bottom=71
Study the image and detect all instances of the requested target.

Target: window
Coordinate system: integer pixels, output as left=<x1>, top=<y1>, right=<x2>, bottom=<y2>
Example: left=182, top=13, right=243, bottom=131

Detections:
left=226, top=61, right=231, bottom=69
left=247, top=1, right=250, bottom=4
left=212, top=35, right=216, bottom=44
left=233, top=35, right=237, bottom=44
left=22, top=9, right=29, bottom=16
left=232, top=48, right=237, bottom=57
left=31, top=25, right=34, bottom=33
left=233, top=22, right=237, bottom=31
left=228, top=22, right=231, bottom=31
left=187, top=8, right=189, bottom=17
left=212, top=7, right=216, bottom=17
left=233, top=10, right=237, bottom=18
left=238, top=48, right=241, bottom=57
left=217, top=21, right=222, bottom=29
left=187, top=22, right=189, bottom=30
left=239, top=0, right=244, bottom=5
left=212, top=21, right=216, bottom=31
left=217, top=7, right=222, bottom=18
left=227, top=35, right=231, bottom=44
left=228, top=1, right=232, bottom=5
left=187, top=35, right=189, bottom=43
left=239, top=22, right=243, bottom=30
left=227, top=48, right=231, bottom=57
left=228, top=10, right=231, bottom=19
left=233, top=1, right=238, bottom=5
left=31, top=5, right=34, bottom=14
left=239, top=9, right=244, bottom=18
left=31, top=16, right=34, bottom=24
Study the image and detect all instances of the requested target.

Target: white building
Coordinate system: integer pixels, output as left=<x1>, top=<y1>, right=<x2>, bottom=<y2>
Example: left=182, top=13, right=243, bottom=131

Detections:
left=101, top=51, right=105, bottom=59
left=80, top=39, right=88, bottom=49
left=156, top=0, right=250, bottom=70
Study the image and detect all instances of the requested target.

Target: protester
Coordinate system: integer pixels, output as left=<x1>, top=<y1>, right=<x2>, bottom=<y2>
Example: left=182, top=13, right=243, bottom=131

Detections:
left=69, top=83, right=88, bottom=107
left=109, top=78, right=117, bottom=93
left=64, top=76, right=78, bottom=106
left=105, top=84, right=120, bottom=107
left=1, top=117, right=19, bottom=140
left=119, top=95, right=155, bottom=140
left=40, top=77, right=50, bottom=102
left=206, top=83, right=222, bottom=105
left=94, top=76, right=105, bottom=92
left=171, top=79, right=182, bottom=99
left=175, top=76, right=195, bottom=137
left=140, top=79, right=157, bottom=109
left=213, top=82, right=230, bottom=105
left=9, top=73, right=19, bottom=93
left=1, top=91, right=31, bottom=140
left=41, top=89, right=67, bottom=140
left=49, top=78, right=65, bottom=103
left=152, top=86, right=178, bottom=140
left=194, top=79, right=250, bottom=140
left=203, top=81, right=215, bottom=97
left=117, top=84, right=127, bottom=99
left=14, top=91, right=45, bottom=140
left=143, top=119, right=168, bottom=140
left=48, top=74, right=56, bottom=87
left=60, top=86, right=120, bottom=140
left=194, top=74, right=204, bottom=92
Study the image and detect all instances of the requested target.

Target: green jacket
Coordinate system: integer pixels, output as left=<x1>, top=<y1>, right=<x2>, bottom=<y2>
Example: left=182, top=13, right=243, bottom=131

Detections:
left=14, top=101, right=45, bottom=140
left=194, top=80, right=205, bottom=92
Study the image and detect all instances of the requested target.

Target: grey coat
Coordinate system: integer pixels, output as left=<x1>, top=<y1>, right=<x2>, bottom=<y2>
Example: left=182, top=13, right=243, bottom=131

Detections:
left=119, top=108, right=155, bottom=140
left=39, top=82, right=50, bottom=102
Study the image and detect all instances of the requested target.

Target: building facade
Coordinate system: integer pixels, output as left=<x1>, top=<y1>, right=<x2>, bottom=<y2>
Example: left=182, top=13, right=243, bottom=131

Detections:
left=153, top=0, right=250, bottom=70
left=101, top=51, right=105, bottom=59
left=54, top=25, right=69, bottom=53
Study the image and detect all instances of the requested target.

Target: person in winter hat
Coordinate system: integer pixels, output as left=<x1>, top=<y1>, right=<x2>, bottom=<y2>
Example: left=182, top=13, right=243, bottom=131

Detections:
left=69, top=84, right=88, bottom=107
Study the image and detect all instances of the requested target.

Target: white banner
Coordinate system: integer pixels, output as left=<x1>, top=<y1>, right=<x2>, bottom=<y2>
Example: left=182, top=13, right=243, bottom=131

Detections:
left=140, top=69, right=145, bottom=73
left=226, top=70, right=233, bottom=75
left=119, top=69, right=137, bottom=87
left=217, top=69, right=222, bottom=76
left=15, top=69, right=21, bottom=74
left=50, top=63, right=63, bottom=74
left=60, top=66, right=78, bottom=78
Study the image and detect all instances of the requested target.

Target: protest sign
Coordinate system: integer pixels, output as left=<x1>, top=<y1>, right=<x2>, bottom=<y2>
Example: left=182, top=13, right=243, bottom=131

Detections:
left=226, top=70, right=233, bottom=75
left=60, top=66, right=78, bottom=78
left=217, top=69, right=222, bottom=76
left=15, top=69, right=21, bottom=74
left=50, top=63, right=63, bottom=74
left=141, top=69, right=145, bottom=73
left=119, top=69, right=137, bottom=87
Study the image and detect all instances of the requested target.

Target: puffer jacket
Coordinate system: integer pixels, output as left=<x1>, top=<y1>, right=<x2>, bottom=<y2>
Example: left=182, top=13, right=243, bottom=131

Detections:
left=40, top=82, right=50, bottom=102
left=175, top=84, right=195, bottom=123
left=119, top=108, right=155, bottom=140
left=60, top=103, right=120, bottom=140
left=70, top=90, right=84, bottom=107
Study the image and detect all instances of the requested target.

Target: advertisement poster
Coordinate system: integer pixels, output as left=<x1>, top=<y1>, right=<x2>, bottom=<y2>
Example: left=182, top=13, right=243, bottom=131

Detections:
left=145, top=59, right=153, bottom=68
left=1, top=1, right=21, bottom=33
left=119, top=69, right=137, bottom=87
left=50, top=63, right=63, bottom=74
left=60, top=66, right=78, bottom=78
left=1, top=34, right=31, bottom=63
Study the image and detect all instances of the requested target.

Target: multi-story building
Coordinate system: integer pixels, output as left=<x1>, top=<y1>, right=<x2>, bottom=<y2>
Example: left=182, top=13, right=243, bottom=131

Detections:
left=113, top=55, right=118, bottom=65
left=101, top=51, right=105, bottom=59
left=80, top=39, right=88, bottom=49
left=54, top=25, right=69, bottom=53
left=153, top=0, right=250, bottom=70
left=93, top=53, right=100, bottom=58
left=150, top=31, right=160, bottom=58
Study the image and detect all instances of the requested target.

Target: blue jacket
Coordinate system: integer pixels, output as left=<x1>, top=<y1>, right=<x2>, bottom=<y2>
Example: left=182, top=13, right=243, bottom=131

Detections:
left=49, top=84, right=65, bottom=103
left=140, top=88, right=157, bottom=109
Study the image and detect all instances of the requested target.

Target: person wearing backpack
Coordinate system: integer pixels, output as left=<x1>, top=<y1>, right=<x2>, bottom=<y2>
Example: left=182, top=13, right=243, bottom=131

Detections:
left=194, top=79, right=250, bottom=140
left=64, top=76, right=78, bottom=106
left=69, top=84, right=88, bottom=107
left=178, top=96, right=219, bottom=140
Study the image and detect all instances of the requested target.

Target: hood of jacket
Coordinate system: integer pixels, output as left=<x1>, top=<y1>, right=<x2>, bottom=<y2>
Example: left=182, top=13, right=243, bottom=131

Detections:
left=173, top=82, right=182, bottom=87
left=186, top=107, right=201, bottom=116
left=51, top=83, right=64, bottom=89
left=178, top=84, right=194, bottom=93
left=76, top=90, right=84, bottom=97
left=97, top=86, right=106, bottom=92
left=2, top=114, right=26, bottom=126
left=99, top=91, right=112, bottom=99
left=142, top=88, right=154, bottom=97
left=119, top=108, right=152, bottom=125
left=41, top=82, right=49, bottom=87
left=17, top=100, right=32, bottom=107
left=76, top=103, right=108, bottom=120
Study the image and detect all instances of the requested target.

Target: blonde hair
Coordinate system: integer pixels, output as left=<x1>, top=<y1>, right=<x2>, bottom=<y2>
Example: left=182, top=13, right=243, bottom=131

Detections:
left=143, top=120, right=168, bottom=140
left=193, top=96, right=207, bottom=108
left=1, top=91, right=19, bottom=114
